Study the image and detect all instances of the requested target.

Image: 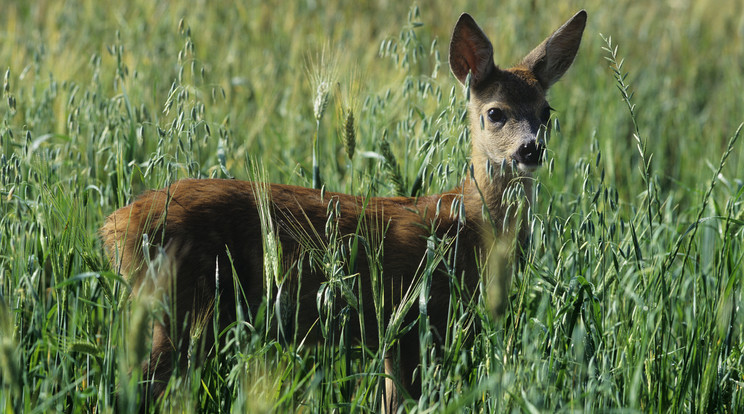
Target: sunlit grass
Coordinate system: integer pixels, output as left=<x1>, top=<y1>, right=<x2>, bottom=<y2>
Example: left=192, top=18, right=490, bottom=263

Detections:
left=1, top=0, right=743, bottom=412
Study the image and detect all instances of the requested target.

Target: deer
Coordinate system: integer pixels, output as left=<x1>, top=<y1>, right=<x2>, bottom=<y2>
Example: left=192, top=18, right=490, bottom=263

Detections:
left=101, top=10, right=586, bottom=412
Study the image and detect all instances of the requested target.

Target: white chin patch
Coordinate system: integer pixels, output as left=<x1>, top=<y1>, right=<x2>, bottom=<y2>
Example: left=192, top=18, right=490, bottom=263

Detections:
left=517, top=163, right=540, bottom=173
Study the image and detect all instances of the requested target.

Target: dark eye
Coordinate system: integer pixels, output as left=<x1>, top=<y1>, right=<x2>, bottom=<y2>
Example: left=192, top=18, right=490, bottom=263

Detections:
left=487, top=108, right=506, bottom=124
left=540, top=106, right=553, bottom=125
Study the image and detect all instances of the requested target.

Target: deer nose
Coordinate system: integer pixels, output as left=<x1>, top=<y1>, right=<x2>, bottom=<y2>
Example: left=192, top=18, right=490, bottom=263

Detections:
left=514, top=141, right=544, bottom=166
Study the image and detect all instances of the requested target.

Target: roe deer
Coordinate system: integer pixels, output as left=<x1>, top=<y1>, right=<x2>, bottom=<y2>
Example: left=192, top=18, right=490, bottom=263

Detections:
left=101, top=10, right=586, bottom=411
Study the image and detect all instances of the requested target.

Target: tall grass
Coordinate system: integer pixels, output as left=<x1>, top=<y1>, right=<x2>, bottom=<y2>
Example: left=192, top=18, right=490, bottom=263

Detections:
left=1, top=0, right=742, bottom=412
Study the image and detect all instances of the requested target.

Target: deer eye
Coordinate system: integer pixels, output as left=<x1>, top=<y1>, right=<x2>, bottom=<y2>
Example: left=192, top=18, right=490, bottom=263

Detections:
left=540, top=106, right=553, bottom=125
left=487, top=108, right=506, bottom=124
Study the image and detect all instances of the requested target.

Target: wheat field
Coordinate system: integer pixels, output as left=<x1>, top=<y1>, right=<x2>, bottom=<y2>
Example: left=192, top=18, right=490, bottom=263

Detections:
left=1, top=0, right=743, bottom=412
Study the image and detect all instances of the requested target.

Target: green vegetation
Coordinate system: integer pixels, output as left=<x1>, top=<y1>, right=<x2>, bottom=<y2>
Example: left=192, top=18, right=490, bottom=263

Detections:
left=1, top=0, right=742, bottom=412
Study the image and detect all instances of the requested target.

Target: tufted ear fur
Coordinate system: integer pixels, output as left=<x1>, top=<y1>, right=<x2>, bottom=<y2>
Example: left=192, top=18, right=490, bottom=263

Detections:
left=449, top=13, right=497, bottom=89
left=520, top=10, right=587, bottom=89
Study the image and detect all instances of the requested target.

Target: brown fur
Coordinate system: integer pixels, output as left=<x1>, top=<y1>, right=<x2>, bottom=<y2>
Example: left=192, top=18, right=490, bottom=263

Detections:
left=101, top=10, right=586, bottom=411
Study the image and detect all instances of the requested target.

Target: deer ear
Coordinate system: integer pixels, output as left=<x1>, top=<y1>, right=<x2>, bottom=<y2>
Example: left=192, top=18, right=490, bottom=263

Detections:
left=449, top=13, right=496, bottom=88
left=520, top=10, right=587, bottom=89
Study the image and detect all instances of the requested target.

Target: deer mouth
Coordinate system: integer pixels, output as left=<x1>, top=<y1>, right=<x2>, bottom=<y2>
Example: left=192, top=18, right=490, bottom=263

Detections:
left=512, top=141, right=545, bottom=172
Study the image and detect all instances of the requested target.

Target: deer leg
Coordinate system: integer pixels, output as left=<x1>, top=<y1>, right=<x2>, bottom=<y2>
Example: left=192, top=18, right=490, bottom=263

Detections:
left=383, top=331, right=421, bottom=413
left=143, top=320, right=177, bottom=399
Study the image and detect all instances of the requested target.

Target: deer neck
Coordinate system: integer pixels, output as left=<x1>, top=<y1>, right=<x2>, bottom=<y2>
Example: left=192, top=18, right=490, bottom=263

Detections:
left=460, top=148, right=534, bottom=237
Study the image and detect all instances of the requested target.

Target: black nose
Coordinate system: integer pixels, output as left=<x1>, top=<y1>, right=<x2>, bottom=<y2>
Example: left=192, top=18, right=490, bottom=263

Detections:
left=514, top=141, right=544, bottom=166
